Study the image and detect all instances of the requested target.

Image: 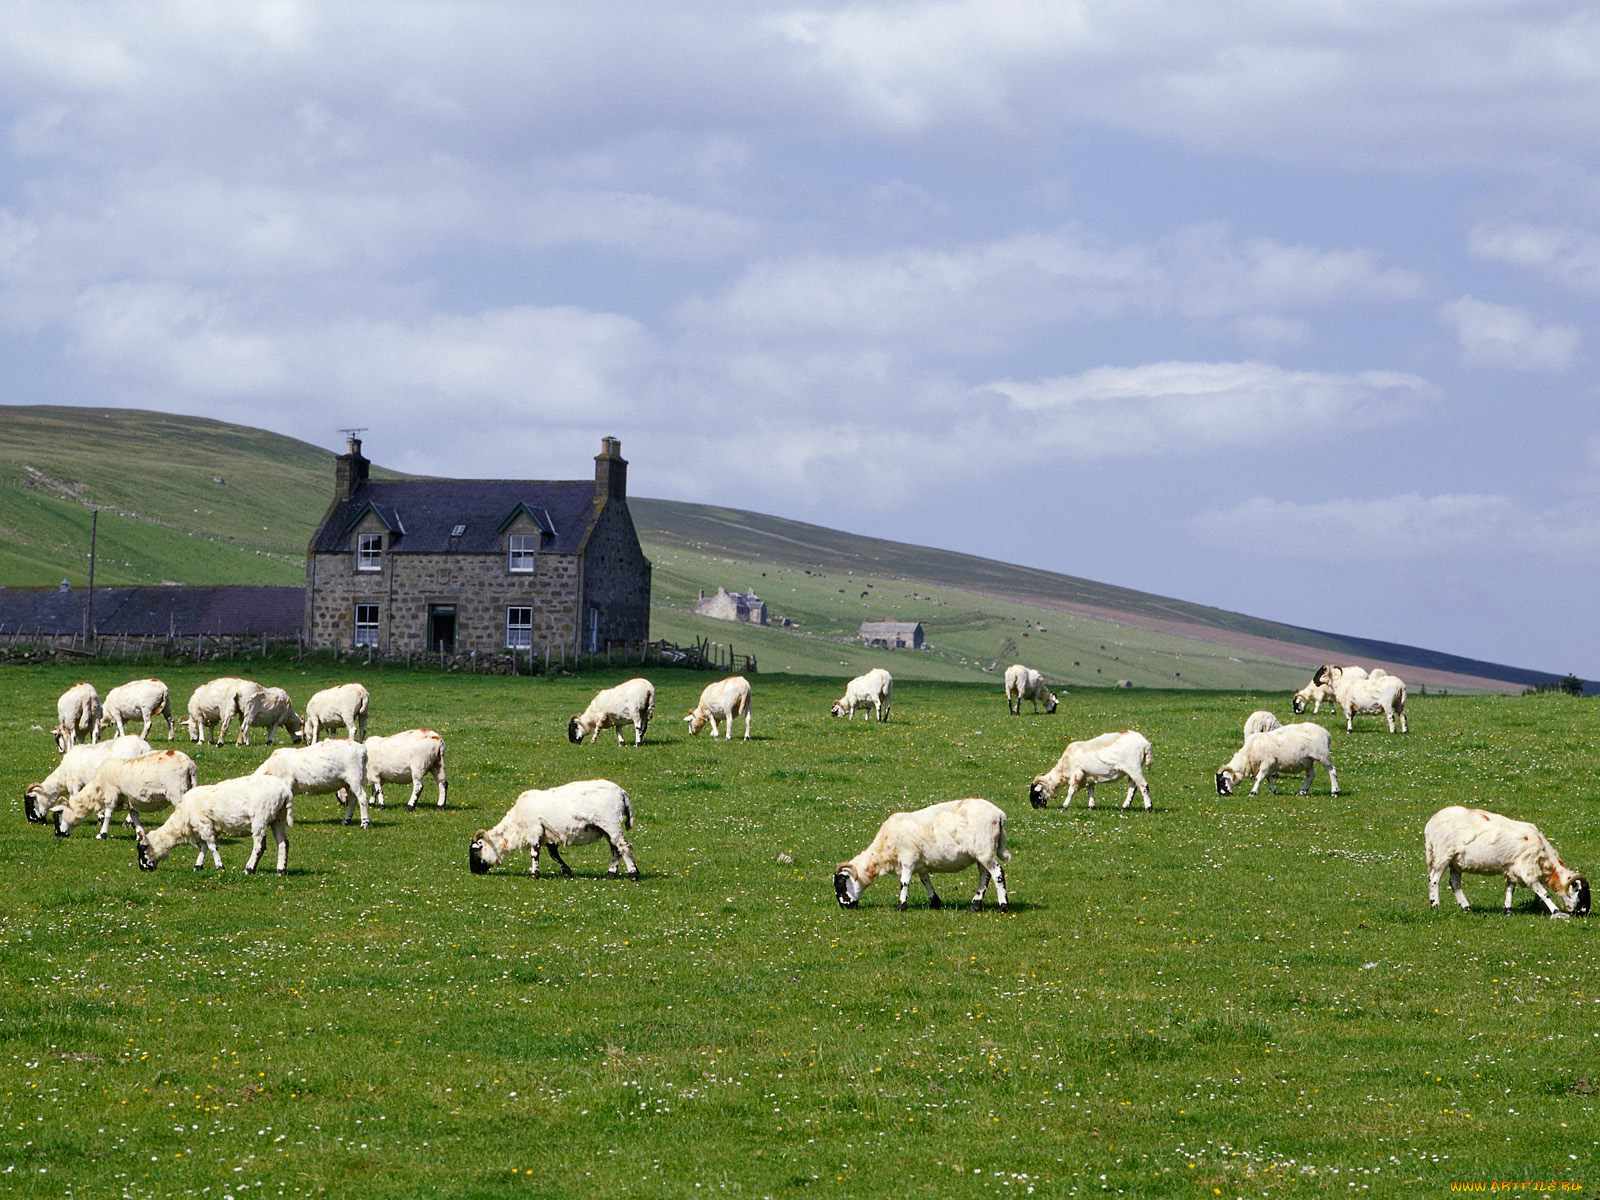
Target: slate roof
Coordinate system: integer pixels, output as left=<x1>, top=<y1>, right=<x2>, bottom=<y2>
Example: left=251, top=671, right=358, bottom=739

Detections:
left=0, top=586, right=304, bottom=637
left=313, top=480, right=598, bottom=556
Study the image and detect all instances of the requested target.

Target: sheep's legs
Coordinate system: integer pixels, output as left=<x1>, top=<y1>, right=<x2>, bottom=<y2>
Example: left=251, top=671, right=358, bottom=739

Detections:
left=1522, top=879, right=1564, bottom=916
left=1326, top=762, right=1340, bottom=795
left=543, top=842, right=575, bottom=877
left=605, top=833, right=640, bottom=880
left=1297, top=765, right=1316, bottom=796
left=1121, top=776, right=1153, bottom=810
left=970, top=864, right=1009, bottom=912
left=897, top=867, right=941, bottom=910
left=193, top=845, right=208, bottom=870
left=244, top=831, right=266, bottom=874
left=1447, top=869, right=1471, bottom=911
left=273, top=822, right=288, bottom=874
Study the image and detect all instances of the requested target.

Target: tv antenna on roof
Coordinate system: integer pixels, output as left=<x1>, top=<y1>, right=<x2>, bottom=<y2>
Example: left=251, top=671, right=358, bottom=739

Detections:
left=339, top=426, right=369, bottom=438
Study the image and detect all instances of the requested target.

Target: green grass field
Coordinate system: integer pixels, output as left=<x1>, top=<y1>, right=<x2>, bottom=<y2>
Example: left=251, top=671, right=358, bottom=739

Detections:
left=2, top=664, right=1595, bottom=1198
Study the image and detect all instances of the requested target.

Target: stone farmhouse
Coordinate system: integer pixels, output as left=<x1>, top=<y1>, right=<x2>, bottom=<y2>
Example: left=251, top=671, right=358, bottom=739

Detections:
left=860, top=620, right=925, bottom=649
left=694, top=586, right=768, bottom=625
left=305, top=435, right=651, bottom=656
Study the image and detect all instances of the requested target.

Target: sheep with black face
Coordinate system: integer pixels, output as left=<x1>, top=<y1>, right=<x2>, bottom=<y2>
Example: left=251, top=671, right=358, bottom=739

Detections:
left=470, top=779, right=638, bottom=879
left=1425, top=805, right=1590, bottom=918
left=835, top=797, right=1010, bottom=912
left=568, top=678, right=655, bottom=747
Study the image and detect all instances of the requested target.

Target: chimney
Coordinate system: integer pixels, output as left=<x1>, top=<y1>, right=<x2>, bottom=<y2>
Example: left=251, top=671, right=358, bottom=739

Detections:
left=334, top=434, right=370, bottom=502
left=594, top=436, right=626, bottom=502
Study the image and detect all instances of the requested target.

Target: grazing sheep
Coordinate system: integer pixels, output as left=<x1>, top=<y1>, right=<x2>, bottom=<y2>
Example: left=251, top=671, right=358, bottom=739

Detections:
left=1243, top=710, right=1283, bottom=738
left=1028, top=730, right=1154, bottom=810
left=303, top=682, right=370, bottom=743
left=1004, top=664, right=1059, bottom=715
left=469, top=779, right=638, bottom=879
left=1323, top=664, right=1408, bottom=734
left=1291, top=682, right=1336, bottom=716
left=50, top=749, right=197, bottom=839
left=24, top=735, right=152, bottom=824
left=1215, top=722, right=1339, bottom=797
left=834, top=797, right=1010, bottom=912
left=240, top=686, right=303, bottom=746
left=135, top=775, right=294, bottom=875
left=254, top=740, right=372, bottom=828
left=568, top=678, right=655, bottom=747
left=830, top=668, right=894, bottom=722
left=53, top=682, right=102, bottom=752
left=183, top=677, right=265, bottom=746
left=1425, top=805, right=1590, bottom=918
left=683, top=676, right=753, bottom=740
left=102, top=678, right=175, bottom=741
left=364, top=728, right=448, bottom=810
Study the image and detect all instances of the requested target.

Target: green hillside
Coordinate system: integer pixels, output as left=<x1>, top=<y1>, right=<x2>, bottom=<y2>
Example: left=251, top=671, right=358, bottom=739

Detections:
left=0, top=405, right=1545, bottom=691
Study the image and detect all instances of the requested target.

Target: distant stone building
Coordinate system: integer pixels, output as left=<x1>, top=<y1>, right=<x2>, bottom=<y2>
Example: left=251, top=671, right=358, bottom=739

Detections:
left=305, top=435, right=651, bottom=656
left=694, top=587, right=768, bottom=625
left=860, top=621, right=925, bottom=649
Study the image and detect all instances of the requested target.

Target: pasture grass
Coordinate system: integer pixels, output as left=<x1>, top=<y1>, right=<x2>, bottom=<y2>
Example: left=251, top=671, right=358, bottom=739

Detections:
left=1, top=664, right=1595, bottom=1198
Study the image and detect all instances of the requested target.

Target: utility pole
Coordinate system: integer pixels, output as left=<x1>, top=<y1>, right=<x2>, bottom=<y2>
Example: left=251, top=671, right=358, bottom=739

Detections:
left=85, top=509, right=99, bottom=644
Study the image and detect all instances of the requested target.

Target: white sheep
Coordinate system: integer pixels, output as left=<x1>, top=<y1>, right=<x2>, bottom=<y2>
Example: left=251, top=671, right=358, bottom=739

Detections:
left=830, top=668, right=894, bottom=722
left=1323, top=664, right=1408, bottom=734
left=24, top=735, right=152, bottom=824
left=102, top=678, right=175, bottom=741
left=1028, top=730, right=1154, bottom=810
left=363, top=728, right=448, bottom=810
left=240, top=686, right=303, bottom=746
left=1291, top=682, right=1335, bottom=716
left=1215, top=722, right=1339, bottom=797
left=1425, top=805, right=1590, bottom=918
left=254, top=739, right=373, bottom=828
left=53, top=682, right=102, bottom=752
left=834, top=797, right=1010, bottom=912
left=183, top=677, right=265, bottom=746
left=1243, top=710, right=1283, bottom=738
left=469, top=779, right=639, bottom=879
left=568, top=678, right=655, bottom=746
left=683, top=676, right=753, bottom=740
left=50, top=749, right=197, bottom=839
left=1003, top=664, right=1059, bottom=715
left=135, top=775, right=294, bottom=875
left=303, top=682, right=370, bottom=743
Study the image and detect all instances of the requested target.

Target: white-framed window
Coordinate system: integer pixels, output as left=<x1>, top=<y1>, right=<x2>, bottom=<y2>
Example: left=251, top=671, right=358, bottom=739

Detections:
left=508, top=533, right=536, bottom=573
left=356, top=532, right=383, bottom=572
left=354, top=603, right=380, bottom=647
left=506, top=606, right=533, bottom=650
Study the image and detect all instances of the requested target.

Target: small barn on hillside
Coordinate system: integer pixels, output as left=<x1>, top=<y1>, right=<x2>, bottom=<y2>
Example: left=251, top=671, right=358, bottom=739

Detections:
left=860, top=620, right=925, bottom=649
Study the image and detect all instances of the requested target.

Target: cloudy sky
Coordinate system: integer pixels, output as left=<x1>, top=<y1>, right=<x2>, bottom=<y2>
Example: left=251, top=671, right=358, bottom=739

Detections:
left=3, top=2, right=1599, bottom=676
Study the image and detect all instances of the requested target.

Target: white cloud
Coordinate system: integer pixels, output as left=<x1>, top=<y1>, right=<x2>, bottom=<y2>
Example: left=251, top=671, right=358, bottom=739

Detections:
left=1469, top=222, right=1600, bottom=293
left=1439, top=294, right=1580, bottom=371
left=682, top=225, right=1415, bottom=347
left=1189, top=491, right=1600, bottom=561
left=982, top=361, right=1431, bottom=457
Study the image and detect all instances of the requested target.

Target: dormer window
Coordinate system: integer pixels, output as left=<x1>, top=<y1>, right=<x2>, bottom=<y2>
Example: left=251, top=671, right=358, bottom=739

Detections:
left=508, top=533, right=536, bottom=573
left=356, top=532, right=383, bottom=572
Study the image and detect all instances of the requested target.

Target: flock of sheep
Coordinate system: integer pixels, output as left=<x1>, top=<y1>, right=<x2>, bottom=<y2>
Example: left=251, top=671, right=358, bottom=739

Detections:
left=25, top=676, right=446, bottom=873
left=21, top=662, right=1591, bottom=922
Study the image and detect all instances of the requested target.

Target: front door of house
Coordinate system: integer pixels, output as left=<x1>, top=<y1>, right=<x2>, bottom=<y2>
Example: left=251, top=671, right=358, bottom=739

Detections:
left=427, top=605, right=457, bottom=653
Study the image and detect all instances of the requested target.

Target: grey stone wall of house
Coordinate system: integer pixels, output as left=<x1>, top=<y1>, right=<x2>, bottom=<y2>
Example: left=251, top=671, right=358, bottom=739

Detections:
left=307, top=541, right=582, bottom=654
left=580, top=500, right=652, bottom=650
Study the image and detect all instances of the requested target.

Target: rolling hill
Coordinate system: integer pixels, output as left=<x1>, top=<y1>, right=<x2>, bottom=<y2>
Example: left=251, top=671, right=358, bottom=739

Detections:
left=0, top=405, right=1571, bottom=693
